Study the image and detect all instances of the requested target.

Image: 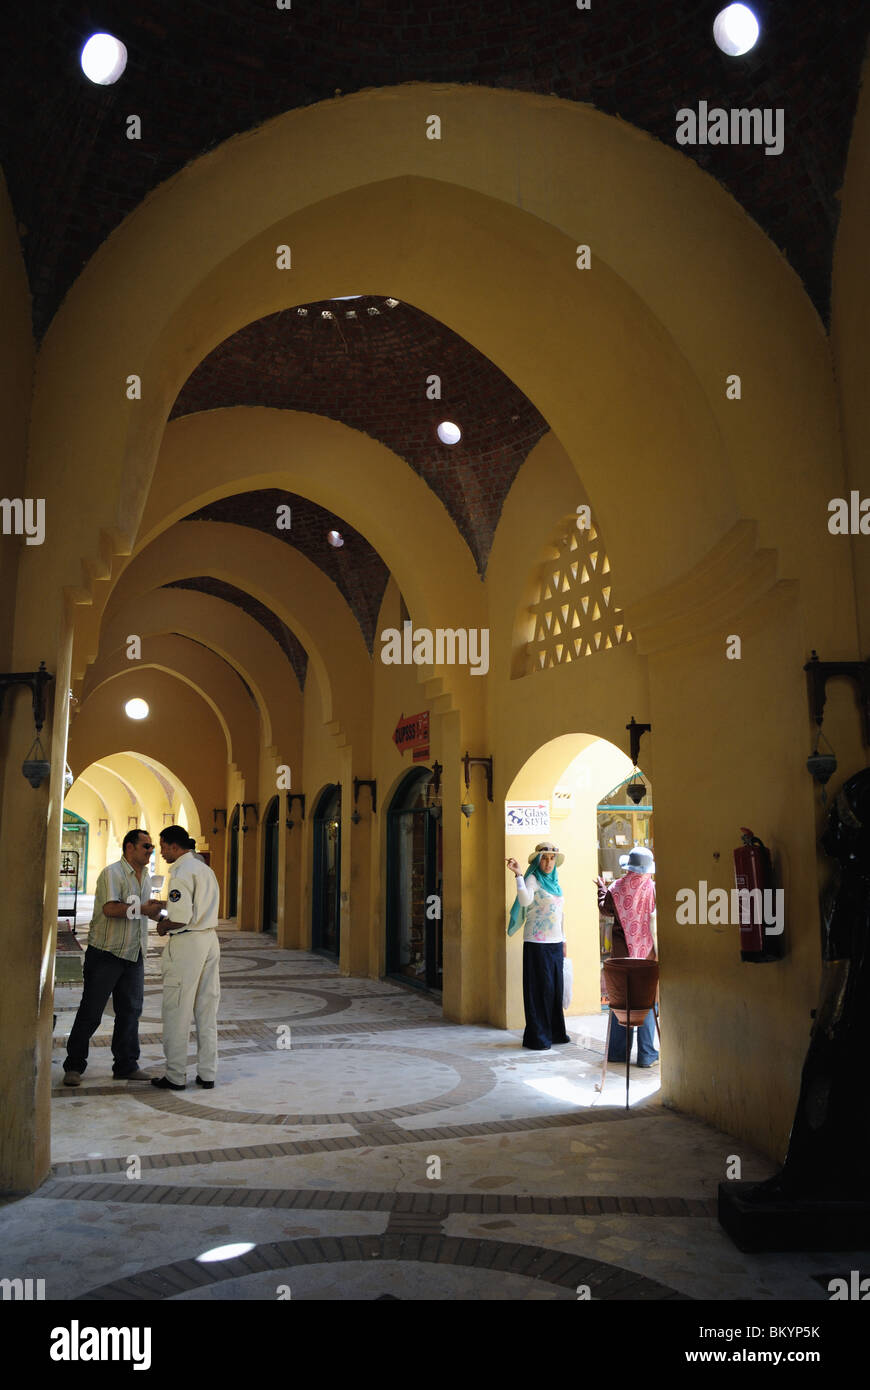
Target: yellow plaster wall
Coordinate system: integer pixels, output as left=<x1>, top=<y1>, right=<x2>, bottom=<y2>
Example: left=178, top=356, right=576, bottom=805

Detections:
left=645, top=583, right=863, bottom=1159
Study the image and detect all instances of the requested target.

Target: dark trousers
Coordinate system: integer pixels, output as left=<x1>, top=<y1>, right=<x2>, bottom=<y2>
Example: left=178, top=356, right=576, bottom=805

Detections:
left=64, top=946, right=144, bottom=1077
left=608, top=1002, right=659, bottom=1065
left=522, top=942, right=571, bottom=1050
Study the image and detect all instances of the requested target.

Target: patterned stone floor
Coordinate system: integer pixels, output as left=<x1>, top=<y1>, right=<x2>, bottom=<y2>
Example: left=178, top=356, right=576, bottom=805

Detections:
left=2, top=925, right=866, bottom=1301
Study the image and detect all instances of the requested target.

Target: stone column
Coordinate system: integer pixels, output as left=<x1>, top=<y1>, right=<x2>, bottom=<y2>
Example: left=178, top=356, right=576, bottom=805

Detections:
left=0, top=608, right=72, bottom=1193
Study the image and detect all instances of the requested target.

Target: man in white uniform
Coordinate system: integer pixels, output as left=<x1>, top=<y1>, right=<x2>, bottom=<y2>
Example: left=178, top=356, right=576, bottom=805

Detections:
left=151, top=824, right=221, bottom=1091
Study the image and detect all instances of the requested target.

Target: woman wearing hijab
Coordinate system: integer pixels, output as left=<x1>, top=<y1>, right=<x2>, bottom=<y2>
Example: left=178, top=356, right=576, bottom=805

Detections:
left=506, top=842, right=571, bottom=1050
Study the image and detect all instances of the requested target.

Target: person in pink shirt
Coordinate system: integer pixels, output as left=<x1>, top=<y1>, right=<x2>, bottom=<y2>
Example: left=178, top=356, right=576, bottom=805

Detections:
left=597, top=846, right=659, bottom=1067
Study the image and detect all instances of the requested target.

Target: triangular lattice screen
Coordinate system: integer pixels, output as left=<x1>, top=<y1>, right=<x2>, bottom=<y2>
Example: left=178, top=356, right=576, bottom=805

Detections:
left=527, top=517, right=632, bottom=670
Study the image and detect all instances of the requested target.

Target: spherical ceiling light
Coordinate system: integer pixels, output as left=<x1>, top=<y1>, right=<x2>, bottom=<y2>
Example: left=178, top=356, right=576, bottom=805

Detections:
left=80, top=32, right=128, bottom=85
left=124, top=698, right=149, bottom=720
left=327, top=530, right=344, bottom=548
left=713, top=4, right=760, bottom=56
left=197, top=1242, right=256, bottom=1264
left=437, top=421, right=462, bottom=446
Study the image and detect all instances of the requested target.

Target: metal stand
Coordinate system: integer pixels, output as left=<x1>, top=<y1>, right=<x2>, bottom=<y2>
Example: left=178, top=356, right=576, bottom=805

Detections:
left=624, top=974, right=632, bottom=1108
left=595, top=986, right=661, bottom=1107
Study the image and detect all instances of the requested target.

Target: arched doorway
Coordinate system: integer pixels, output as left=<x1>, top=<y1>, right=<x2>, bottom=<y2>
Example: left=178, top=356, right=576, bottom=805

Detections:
left=504, top=734, right=635, bottom=1025
left=227, top=804, right=240, bottom=918
left=262, top=796, right=279, bottom=935
left=312, top=785, right=341, bottom=957
left=386, top=767, right=443, bottom=993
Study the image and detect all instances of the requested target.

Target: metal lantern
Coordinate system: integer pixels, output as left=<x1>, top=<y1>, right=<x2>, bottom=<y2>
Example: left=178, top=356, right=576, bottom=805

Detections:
left=626, top=774, right=647, bottom=805
left=807, top=729, right=837, bottom=804
left=22, top=753, right=51, bottom=788
left=806, top=750, right=837, bottom=787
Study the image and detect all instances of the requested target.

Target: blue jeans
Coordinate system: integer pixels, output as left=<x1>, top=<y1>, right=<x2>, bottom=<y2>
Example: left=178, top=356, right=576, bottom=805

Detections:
left=608, top=1002, right=659, bottom=1065
left=63, top=945, right=144, bottom=1077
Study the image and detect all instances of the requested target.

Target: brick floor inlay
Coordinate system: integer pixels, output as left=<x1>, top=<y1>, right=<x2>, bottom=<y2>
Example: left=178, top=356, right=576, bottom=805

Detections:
left=76, top=1235, right=687, bottom=1301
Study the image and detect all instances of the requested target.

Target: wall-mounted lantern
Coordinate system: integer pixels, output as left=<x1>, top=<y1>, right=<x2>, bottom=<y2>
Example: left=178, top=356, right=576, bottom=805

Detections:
left=462, top=751, right=493, bottom=802
left=426, top=760, right=443, bottom=821
left=285, top=793, right=306, bottom=830
left=803, top=650, right=870, bottom=803
left=212, top=808, right=227, bottom=835
left=0, top=661, right=54, bottom=788
left=625, top=716, right=651, bottom=804
left=241, top=803, right=259, bottom=834
left=351, top=777, right=377, bottom=823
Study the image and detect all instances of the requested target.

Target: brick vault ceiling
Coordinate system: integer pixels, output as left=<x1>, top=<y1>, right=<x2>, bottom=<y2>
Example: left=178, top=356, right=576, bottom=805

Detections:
left=1, top=1, right=867, bottom=339
left=163, top=578, right=309, bottom=690
left=172, top=298, right=548, bottom=578
left=180, top=488, right=391, bottom=652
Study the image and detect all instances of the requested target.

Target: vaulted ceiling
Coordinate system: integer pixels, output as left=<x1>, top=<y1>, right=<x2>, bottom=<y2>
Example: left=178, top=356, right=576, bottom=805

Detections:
left=2, top=0, right=866, bottom=337
left=172, top=299, right=549, bottom=576
left=6, top=2, right=867, bottom=693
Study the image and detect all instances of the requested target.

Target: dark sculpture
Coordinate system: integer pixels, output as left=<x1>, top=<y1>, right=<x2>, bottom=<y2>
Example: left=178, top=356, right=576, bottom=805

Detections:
left=719, top=768, right=870, bottom=1247
left=771, top=767, right=870, bottom=1197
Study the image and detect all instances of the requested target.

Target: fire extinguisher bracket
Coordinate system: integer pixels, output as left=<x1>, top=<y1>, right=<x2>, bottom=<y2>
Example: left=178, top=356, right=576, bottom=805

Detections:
left=733, top=829, right=785, bottom=963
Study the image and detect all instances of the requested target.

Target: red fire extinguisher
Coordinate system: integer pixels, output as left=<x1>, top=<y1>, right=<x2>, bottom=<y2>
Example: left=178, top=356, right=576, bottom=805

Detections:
left=733, top=828, right=781, bottom=963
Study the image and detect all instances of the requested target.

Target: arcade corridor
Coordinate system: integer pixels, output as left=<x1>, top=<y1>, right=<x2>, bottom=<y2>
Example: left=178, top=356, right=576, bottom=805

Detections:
left=0, top=925, right=856, bottom=1302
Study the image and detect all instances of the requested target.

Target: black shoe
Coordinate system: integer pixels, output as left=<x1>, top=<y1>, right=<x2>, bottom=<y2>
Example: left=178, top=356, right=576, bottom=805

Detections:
left=151, top=1076, right=185, bottom=1090
left=195, top=1075, right=214, bottom=1089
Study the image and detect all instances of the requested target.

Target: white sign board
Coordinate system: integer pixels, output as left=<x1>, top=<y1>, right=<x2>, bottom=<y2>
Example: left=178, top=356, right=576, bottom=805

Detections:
left=505, top=801, right=550, bottom=833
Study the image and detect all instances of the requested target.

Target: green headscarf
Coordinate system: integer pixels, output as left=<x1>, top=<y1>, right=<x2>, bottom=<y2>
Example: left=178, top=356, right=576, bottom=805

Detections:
left=507, top=853, right=563, bottom=936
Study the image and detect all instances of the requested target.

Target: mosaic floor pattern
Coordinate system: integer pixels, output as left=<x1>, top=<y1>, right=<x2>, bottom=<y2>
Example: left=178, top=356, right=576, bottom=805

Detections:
left=1, top=925, right=865, bottom=1302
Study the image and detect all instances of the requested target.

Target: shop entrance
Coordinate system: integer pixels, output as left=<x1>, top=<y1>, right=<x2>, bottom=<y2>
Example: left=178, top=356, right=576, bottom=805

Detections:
left=312, top=784, right=341, bottom=957
left=227, top=804, right=240, bottom=918
left=61, top=810, right=89, bottom=891
left=596, top=772, right=654, bottom=1006
left=262, top=796, right=279, bottom=935
left=386, top=766, right=443, bottom=993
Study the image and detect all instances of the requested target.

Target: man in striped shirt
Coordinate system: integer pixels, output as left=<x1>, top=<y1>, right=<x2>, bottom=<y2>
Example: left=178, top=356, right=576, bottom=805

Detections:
left=62, top=829, right=166, bottom=1086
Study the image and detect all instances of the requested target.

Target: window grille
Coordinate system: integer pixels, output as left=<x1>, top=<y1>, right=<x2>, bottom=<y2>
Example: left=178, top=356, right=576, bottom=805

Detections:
left=527, top=517, right=632, bottom=670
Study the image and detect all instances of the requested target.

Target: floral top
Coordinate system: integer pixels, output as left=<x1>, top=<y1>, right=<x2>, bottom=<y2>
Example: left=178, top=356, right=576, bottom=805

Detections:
left=516, top=875, right=565, bottom=944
